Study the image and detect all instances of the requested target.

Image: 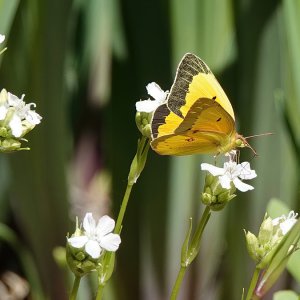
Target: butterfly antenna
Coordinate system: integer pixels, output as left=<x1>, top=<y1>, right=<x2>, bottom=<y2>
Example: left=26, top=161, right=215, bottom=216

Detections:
left=241, top=136, right=258, bottom=157
left=244, top=132, right=273, bottom=139
left=246, top=141, right=258, bottom=157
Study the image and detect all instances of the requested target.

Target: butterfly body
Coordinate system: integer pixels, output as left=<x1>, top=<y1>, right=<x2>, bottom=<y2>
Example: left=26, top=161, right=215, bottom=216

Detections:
left=150, top=53, right=245, bottom=156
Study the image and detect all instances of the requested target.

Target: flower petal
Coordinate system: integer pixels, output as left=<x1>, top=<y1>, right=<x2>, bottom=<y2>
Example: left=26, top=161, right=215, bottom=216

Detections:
left=26, top=110, right=42, bottom=125
left=239, top=162, right=257, bottom=180
left=83, top=213, right=96, bottom=235
left=9, top=115, right=23, bottom=137
left=0, top=106, right=7, bottom=120
left=7, top=92, right=23, bottom=107
left=201, top=163, right=224, bottom=176
left=99, top=233, right=121, bottom=252
left=135, top=99, right=160, bottom=113
left=272, top=216, right=284, bottom=226
left=146, top=82, right=167, bottom=102
left=68, top=236, right=88, bottom=248
left=233, top=178, right=254, bottom=192
left=97, top=215, right=115, bottom=237
left=0, top=34, right=5, bottom=44
left=219, top=175, right=231, bottom=189
left=85, top=240, right=102, bottom=259
left=280, top=219, right=297, bottom=235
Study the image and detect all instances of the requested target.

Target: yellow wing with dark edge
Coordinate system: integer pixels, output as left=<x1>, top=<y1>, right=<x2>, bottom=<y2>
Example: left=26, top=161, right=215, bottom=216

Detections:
left=151, top=98, right=237, bottom=155
left=150, top=53, right=238, bottom=155
left=166, top=53, right=235, bottom=121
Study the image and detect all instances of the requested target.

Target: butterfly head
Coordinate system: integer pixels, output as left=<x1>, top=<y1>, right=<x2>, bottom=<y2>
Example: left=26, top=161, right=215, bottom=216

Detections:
left=235, top=134, right=257, bottom=156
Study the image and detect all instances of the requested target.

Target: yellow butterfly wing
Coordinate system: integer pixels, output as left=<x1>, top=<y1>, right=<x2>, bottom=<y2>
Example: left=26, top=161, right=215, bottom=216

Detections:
left=167, top=53, right=234, bottom=120
left=151, top=98, right=237, bottom=155
left=150, top=53, right=238, bottom=155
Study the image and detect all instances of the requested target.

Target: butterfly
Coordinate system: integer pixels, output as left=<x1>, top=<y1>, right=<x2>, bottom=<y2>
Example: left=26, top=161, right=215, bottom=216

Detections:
left=150, top=53, right=252, bottom=156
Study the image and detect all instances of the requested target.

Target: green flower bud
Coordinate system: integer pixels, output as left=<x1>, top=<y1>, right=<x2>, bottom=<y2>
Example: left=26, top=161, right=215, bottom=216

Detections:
left=128, top=137, right=150, bottom=185
left=209, top=201, right=227, bottom=212
left=244, top=230, right=260, bottom=262
left=135, top=111, right=152, bottom=138
left=204, top=173, right=214, bottom=186
left=258, top=217, right=273, bottom=245
left=201, top=191, right=212, bottom=206
left=0, top=138, right=28, bottom=152
left=201, top=172, right=236, bottom=211
left=66, top=241, right=99, bottom=277
left=0, top=127, right=8, bottom=137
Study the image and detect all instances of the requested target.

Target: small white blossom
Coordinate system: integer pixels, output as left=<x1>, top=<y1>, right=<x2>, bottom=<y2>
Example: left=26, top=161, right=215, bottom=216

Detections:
left=135, top=82, right=168, bottom=113
left=0, top=91, right=42, bottom=138
left=201, top=161, right=257, bottom=192
left=68, top=213, right=121, bottom=259
left=272, top=211, right=298, bottom=235
left=0, top=35, right=5, bottom=44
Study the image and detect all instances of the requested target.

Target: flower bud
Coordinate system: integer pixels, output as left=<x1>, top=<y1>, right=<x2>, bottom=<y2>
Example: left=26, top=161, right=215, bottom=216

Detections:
left=244, top=230, right=260, bottom=262
left=244, top=211, right=298, bottom=269
left=0, top=138, right=24, bottom=152
left=201, top=172, right=236, bottom=211
left=128, top=137, right=150, bottom=185
left=66, top=241, right=99, bottom=277
left=258, top=217, right=273, bottom=245
left=135, top=111, right=152, bottom=138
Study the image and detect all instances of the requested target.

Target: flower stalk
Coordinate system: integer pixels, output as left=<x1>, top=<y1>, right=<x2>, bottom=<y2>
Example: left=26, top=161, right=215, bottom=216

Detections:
left=245, top=267, right=261, bottom=300
left=170, top=206, right=211, bottom=299
left=96, top=136, right=150, bottom=299
left=70, top=276, right=81, bottom=300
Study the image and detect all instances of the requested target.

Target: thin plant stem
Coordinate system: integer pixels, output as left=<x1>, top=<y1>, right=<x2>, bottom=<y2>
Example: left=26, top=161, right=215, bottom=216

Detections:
left=170, top=266, right=187, bottom=300
left=95, top=183, right=133, bottom=300
left=95, top=181, right=133, bottom=299
left=245, top=267, right=261, bottom=300
left=95, top=283, right=104, bottom=300
left=70, top=276, right=81, bottom=300
left=190, top=206, right=211, bottom=249
left=115, top=183, right=133, bottom=234
left=95, top=137, right=150, bottom=298
left=170, top=206, right=211, bottom=299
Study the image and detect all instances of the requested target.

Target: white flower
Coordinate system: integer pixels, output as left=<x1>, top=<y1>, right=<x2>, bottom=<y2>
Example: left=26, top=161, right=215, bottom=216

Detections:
left=4, top=92, right=42, bottom=138
left=0, top=35, right=5, bottom=44
left=135, top=82, right=168, bottom=113
left=68, top=213, right=121, bottom=259
left=201, top=161, right=257, bottom=192
left=272, top=211, right=298, bottom=235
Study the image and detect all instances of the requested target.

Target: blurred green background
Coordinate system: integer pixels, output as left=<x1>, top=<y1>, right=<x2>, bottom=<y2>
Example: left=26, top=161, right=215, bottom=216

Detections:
left=0, top=0, right=299, bottom=299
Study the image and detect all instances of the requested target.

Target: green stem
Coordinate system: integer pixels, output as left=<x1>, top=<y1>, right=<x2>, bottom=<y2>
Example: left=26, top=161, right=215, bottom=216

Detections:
left=114, top=183, right=133, bottom=234
left=70, top=276, right=81, bottom=300
left=95, top=284, right=104, bottom=300
left=95, top=137, right=150, bottom=298
left=170, top=266, right=187, bottom=300
left=170, top=206, right=211, bottom=299
left=245, top=267, right=261, bottom=300
left=190, top=206, right=211, bottom=250
left=95, top=181, right=133, bottom=298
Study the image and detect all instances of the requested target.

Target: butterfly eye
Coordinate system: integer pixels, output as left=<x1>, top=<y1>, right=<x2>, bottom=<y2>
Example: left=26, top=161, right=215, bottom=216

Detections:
left=235, top=138, right=245, bottom=148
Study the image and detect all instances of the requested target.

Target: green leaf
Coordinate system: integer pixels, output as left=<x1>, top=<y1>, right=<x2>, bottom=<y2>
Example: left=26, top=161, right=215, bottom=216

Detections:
left=273, top=290, right=299, bottom=300
left=181, top=218, right=193, bottom=264
left=287, top=249, right=300, bottom=283
left=266, top=198, right=290, bottom=218
left=0, top=0, right=20, bottom=34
